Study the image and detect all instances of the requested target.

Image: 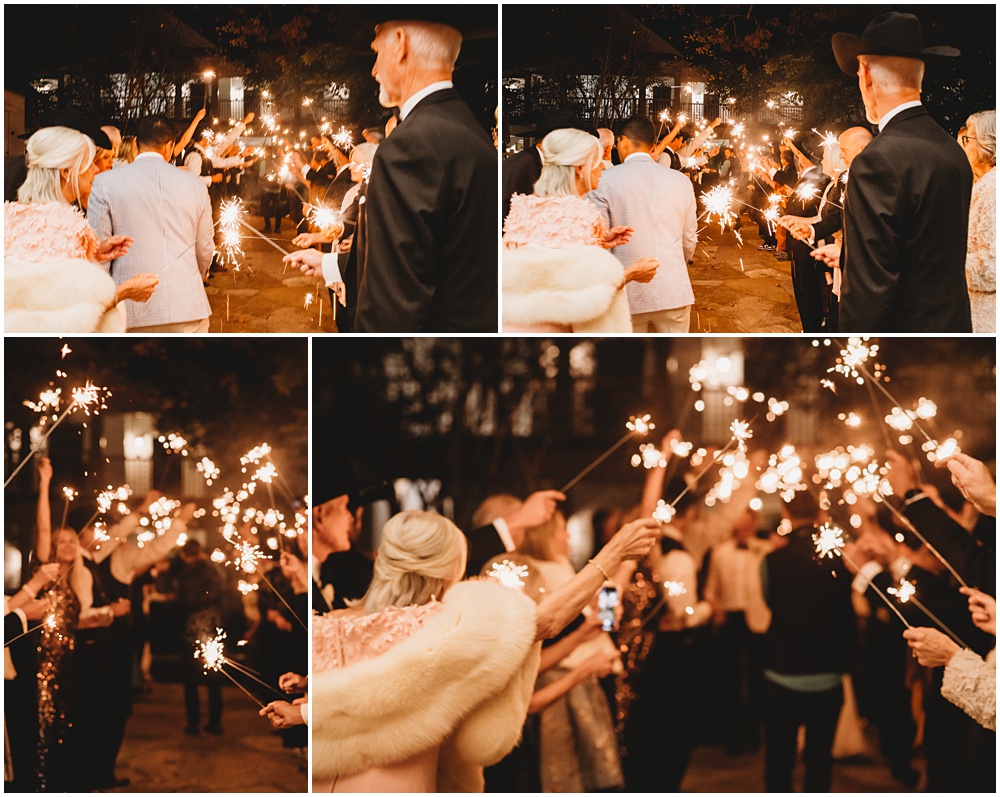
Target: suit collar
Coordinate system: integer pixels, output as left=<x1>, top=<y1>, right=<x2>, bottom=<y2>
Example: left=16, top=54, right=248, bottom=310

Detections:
left=879, top=102, right=926, bottom=131
left=400, top=81, right=454, bottom=120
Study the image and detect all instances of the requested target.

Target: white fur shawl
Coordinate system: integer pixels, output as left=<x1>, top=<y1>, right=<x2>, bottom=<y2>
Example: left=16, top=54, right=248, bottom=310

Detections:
left=311, top=579, right=541, bottom=792
left=502, top=244, right=632, bottom=332
left=5, top=256, right=124, bottom=333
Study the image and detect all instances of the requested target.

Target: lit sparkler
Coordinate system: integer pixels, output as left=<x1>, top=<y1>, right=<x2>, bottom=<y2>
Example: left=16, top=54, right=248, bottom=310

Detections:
left=756, top=445, right=806, bottom=502
left=561, top=415, right=654, bottom=492
left=653, top=500, right=676, bottom=524
left=702, top=184, right=737, bottom=232
left=197, top=457, right=220, bottom=486
left=487, top=559, right=530, bottom=590
left=632, top=443, right=667, bottom=469
left=230, top=539, right=267, bottom=574
left=813, top=522, right=846, bottom=559
left=159, top=433, right=190, bottom=456
left=331, top=126, right=354, bottom=150
left=888, top=577, right=968, bottom=647
left=663, top=581, right=687, bottom=597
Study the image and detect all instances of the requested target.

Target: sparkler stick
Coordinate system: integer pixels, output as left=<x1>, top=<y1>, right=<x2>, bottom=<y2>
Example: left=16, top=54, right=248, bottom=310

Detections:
left=560, top=415, right=654, bottom=492
left=257, top=569, right=308, bottom=630
left=846, top=551, right=912, bottom=629
left=3, top=381, right=110, bottom=490
left=661, top=416, right=758, bottom=516
left=237, top=217, right=292, bottom=256
left=219, top=667, right=267, bottom=708
left=874, top=489, right=969, bottom=588
left=4, top=620, right=48, bottom=646
left=888, top=580, right=968, bottom=648
left=223, top=657, right=285, bottom=697
left=862, top=379, right=895, bottom=452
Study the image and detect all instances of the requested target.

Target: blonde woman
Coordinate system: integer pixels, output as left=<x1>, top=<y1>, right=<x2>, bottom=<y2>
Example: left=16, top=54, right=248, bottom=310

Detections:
left=4, top=127, right=157, bottom=331
left=960, top=110, right=996, bottom=332
left=502, top=128, right=659, bottom=332
left=311, top=509, right=659, bottom=792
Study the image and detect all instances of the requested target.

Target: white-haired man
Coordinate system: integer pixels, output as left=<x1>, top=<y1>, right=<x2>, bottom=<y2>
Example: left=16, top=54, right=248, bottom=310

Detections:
left=597, top=127, right=615, bottom=169
left=813, top=11, right=972, bottom=332
left=285, top=18, right=496, bottom=332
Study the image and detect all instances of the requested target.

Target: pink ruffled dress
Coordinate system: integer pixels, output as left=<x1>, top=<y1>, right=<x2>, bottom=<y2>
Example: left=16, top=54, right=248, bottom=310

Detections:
left=313, top=601, right=445, bottom=793
left=4, top=202, right=100, bottom=263
left=502, top=193, right=605, bottom=249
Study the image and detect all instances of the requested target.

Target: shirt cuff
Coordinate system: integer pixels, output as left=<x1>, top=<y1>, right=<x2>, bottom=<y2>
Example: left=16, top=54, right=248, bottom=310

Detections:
left=300, top=702, right=309, bottom=726
left=300, top=164, right=311, bottom=181
left=12, top=607, right=27, bottom=632
left=320, top=254, right=343, bottom=286
left=852, top=560, right=884, bottom=593
left=493, top=518, right=516, bottom=553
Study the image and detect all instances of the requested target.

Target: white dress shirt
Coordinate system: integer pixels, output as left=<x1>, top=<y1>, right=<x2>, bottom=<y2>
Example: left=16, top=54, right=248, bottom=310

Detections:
left=399, top=81, right=453, bottom=120
left=878, top=100, right=922, bottom=132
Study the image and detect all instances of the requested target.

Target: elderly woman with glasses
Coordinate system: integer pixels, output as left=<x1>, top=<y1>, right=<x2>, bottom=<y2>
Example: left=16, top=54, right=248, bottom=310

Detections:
left=959, top=110, right=996, bottom=332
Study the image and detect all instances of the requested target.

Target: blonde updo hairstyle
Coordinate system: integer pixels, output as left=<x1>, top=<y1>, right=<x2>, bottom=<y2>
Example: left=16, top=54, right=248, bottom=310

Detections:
left=19, top=126, right=96, bottom=205
left=533, top=128, right=602, bottom=198
left=360, top=510, right=468, bottom=613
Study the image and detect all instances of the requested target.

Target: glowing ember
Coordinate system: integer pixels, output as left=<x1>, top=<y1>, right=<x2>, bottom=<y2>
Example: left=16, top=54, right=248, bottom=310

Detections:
left=237, top=580, right=259, bottom=595
left=632, top=443, right=667, bottom=469
left=487, top=559, right=530, bottom=590
left=663, top=581, right=687, bottom=597
left=158, top=433, right=189, bottom=456
left=887, top=578, right=916, bottom=603
left=241, top=444, right=272, bottom=468
left=231, top=539, right=267, bottom=574
left=70, top=381, right=109, bottom=414
left=61, top=486, right=78, bottom=502
left=195, top=629, right=227, bottom=672
left=60, top=344, right=72, bottom=359
left=813, top=523, right=846, bottom=559
left=24, top=387, right=62, bottom=415
left=197, top=457, right=220, bottom=486
left=626, top=415, right=654, bottom=436
left=653, top=500, right=676, bottom=524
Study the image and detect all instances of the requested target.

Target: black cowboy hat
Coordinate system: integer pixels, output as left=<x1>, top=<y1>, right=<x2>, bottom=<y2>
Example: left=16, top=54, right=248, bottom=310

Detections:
left=792, top=130, right=825, bottom=166
left=831, top=11, right=960, bottom=76
left=335, top=6, right=496, bottom=50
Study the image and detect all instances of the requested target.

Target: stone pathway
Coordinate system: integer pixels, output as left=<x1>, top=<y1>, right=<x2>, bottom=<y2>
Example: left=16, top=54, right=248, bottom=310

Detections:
left=690, top=218, right=802, bottom=333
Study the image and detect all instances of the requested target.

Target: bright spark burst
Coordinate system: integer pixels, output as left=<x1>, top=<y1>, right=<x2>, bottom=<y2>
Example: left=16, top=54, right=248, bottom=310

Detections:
left=237, top=580, right=259, bottom=595
left=332, top=126, right=354, bottom=150
left=92, top=521, right=110, bottom=544
left=783, top=128, right=798, bottom=141
left=70, top=381, right=109, bottom=414
left=924, top=437, right=960, bottom=463
left=827, top=337, right=882, bottom=385
left=730, top=419, right=753, bottom=449
left=241, top=444, right=272, bottom=468
left=24, top=387, right=62, bottom=415
left=913, top=398, right=937, bottom=420
left=756, top=444, right=806, bottom=502
left=669, top=438, right=694, bottom=458
left=626, top=414, right=655, bottom=436
left=632, top=443, right=667, bottom=469
left=887, top=578, right=916, bottom=603
left=197, top=457, right=220, bottom=486
left=61, top=486, right=78, bottom=502
left=706, top=448, right=750, bottom=506
left=838, top=412, right=862, bottom=427
left=60, top=344, right=72, bottom=359
left=158, top=433, right=189, bottom=456
left=195, top=629, right=227, bottom=672
left=304, top=292, right=314, bottom=309
left=231, top=539, right=267, bottom=574
left=813, top=522, right=846, bottom=559
left=219, top=227, right=244, bottom=267
left=663, top=580, right=687, bottom=597
left=795, top=183, right=820, bottom=201
left=308, top=205, right=341, bottom=232
left=96, top=485, right=133, bottom=515
left=487, top=559, right=529, bottom=590
left=702, top=184, right=737, bottom=231
left=653, top=500, right=676, bottom=524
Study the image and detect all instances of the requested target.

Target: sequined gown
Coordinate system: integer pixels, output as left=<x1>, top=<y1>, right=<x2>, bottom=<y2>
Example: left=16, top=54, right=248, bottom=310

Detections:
left=312, top=601, right=444, bottom=792
left=36, top=577, right=79, bottom=791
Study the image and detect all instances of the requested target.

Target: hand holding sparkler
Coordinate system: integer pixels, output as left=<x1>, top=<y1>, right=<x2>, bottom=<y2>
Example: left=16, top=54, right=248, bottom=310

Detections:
left=609, top=517, right=661, bottom=561
left=961, top=587, right=996, bottom=636
left=259, top=700, right=306, bottom=729
left=278, top=672, right=308, bottom=693
left=902, top=627, right=961, bottom=667
left=811, top=242, right=842, bottom=268
left=501, top=490, right=566, bottom=545
left=283, top=248, right=324, bottom=277
left=936, top=453, right=997, bottom=517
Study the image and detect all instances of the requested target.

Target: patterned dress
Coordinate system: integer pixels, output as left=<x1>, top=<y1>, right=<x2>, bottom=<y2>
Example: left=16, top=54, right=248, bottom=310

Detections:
left=4, top=201, right=99, bottom=262
left=36, top=576, right=80, bottom=791
left=966, top=169, right=996, bottom=332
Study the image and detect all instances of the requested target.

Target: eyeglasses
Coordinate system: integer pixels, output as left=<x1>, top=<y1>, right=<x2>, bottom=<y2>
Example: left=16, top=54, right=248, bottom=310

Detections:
left=961, top=135, right=977, bottom=146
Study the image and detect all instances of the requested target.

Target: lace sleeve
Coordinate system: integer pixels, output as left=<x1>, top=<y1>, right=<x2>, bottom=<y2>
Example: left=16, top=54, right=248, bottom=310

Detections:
left=941, top=648, right=996, bottom=731
left=966, top=172, right=996, bottom=292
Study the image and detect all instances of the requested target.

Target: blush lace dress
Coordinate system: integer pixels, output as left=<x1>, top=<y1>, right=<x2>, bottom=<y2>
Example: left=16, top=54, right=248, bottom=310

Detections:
left=312, top=601, right=445, bottom=792
left=4, top=201, right=100, bottom=262
left=966, top=169, right=996, bottom=332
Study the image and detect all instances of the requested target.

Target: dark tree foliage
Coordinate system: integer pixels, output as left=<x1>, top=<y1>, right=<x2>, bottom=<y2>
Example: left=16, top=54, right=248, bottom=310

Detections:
left=4, top=339, right=308, bottom=498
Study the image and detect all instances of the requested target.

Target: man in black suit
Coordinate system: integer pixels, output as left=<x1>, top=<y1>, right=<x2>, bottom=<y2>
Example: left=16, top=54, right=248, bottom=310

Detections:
left=813, top=11, right=971, bottom=332
left=287, top=18, right=496, bottom=332
left=760, top=490, right=857, bottom=792
left=783, top=131, right=832, bottom=333
left=463, top=489, right=566, bottom=578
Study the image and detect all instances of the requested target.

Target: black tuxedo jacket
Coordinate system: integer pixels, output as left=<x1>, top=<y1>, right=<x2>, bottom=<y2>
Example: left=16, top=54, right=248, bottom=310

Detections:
left=812, top=177, right=845, bottom=243
left=324, top=167, right=354, bottom=209
left=785, top=167, right=831, bottom=265
left=464, top=523, right=507, bottom=579
left=352, top=88, right=498, bottom=332
left=840, top=106, right=973, bottom=332
left=502, top=146, right=542, bottom=221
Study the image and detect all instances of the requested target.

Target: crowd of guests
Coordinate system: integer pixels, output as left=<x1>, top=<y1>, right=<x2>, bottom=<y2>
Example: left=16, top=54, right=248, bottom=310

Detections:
left=5, top=17, right=498, bottom=334
left=3, top=458, right=308, bottom=792
left=502, top=12, right=995, bottom=334
left=308, top=436, right=995, bottom=793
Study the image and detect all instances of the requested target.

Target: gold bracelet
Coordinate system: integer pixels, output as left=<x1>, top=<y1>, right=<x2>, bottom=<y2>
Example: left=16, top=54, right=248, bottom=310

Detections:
left=587, top=558, right=612, bottom=582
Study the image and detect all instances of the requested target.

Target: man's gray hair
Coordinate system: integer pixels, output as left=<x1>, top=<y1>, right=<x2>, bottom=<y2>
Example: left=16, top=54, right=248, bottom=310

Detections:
left=597, top=128, right=614, bottom=151
left=377, top=20, right=463, bottom=71
left=859, top=54, right=924, bottom=92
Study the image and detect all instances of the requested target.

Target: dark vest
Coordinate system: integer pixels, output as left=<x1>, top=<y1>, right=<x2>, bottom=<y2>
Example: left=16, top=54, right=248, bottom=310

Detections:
left=763, top=527, right=857, bottom=675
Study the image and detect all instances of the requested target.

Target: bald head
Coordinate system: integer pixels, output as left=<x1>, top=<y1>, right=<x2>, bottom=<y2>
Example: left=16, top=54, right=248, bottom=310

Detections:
left=838, top=127, right=873, bottom=166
